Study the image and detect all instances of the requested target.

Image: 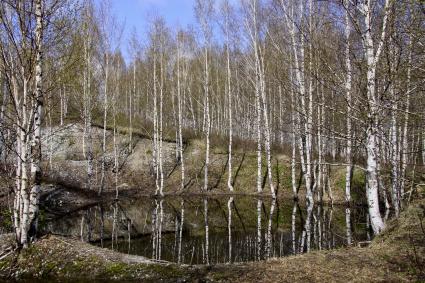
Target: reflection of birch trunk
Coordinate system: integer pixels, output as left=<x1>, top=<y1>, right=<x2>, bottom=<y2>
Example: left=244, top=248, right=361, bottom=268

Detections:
left=317, top=206, right=322, bottom=250
left=256, top=199, right=262, bottom=260
left=366, top=213, right=371, bottom=241
left=100, top=206, right=104, bottom=248
left=305, top=201, right=313, bottom=253
left=152, top=200, right=158, bottom=259
left=204, top=198, right=209, bottom=264
left=158, top=199, right=163, bottom=260
left=292, top=202, right=297, bottom=255
left=127, top=219, right=131, bottom=254
left=327, top=207, right=333, bottom=249
left=345, top=206, right=352, bottom=245
left=112, top=203, right=118, bottom=249
left=80, top=214, right=85, bottom=242
left=266, top=199, right=276, bottom=258
left=178, top=200, right=184, bottom=264
left=227, top=197, right=233, bottom=263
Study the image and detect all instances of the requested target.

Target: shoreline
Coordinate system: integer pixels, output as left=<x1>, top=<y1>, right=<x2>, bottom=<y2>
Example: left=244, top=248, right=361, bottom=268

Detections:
left=0, top=194, right=423, bottom=282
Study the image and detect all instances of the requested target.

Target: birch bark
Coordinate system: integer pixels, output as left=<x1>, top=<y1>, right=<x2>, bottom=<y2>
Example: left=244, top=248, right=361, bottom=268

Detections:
left=361, top=0, right=390, bottom=234
left=344, top=0, right=353, bottom=203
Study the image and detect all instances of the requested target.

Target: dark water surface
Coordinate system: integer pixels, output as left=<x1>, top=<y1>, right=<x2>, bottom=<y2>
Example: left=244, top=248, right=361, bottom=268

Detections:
left=44, top=196, right=371, bottom=265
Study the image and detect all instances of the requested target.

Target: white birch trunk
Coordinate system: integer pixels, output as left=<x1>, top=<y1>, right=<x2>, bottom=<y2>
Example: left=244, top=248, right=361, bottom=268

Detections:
left=158, top=47, right=165, bottom=196
left=344, top=0, right=353, bottom=203
left=361, top=0, right=390, bottom=234
left=390, top=87, right=400, bottom=216
left=177, top=37, right=185, bottom=190
left=225, top=15, right=234, bottom=192
left=290, top=81, right=297, bottom=199
left=400, top=43, right=412, bottom=198
left=204, top=46, right=210, bottom=192
left=99, top=54, right=109, bottom=195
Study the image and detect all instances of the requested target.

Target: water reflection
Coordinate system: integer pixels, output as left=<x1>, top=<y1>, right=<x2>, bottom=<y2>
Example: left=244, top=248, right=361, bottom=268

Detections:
left=227, top=197, right=233, bottom=263
left=291, top=202, right=297, bottom=255
left=346, top=206, right=352, bottom=246
left=42, top=196, right=370, bottom=265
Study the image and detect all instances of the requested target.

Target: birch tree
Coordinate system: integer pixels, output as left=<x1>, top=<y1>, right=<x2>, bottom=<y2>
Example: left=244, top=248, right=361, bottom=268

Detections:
left=220, top=0, right=235, bottom=192
left=98, top=0, right=122, bottom=195
left=355, top=0, right=392, bottom=234
left=195, top=0, right=214, bottom=192
left=0, top=0, right=76, bottom=247
left=344, top=0, right=353, bottom=203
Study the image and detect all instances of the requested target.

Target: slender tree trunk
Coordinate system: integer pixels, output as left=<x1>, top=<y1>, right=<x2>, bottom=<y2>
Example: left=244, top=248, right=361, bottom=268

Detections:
left=290, top=82, right=297, bottom=199
left=24, top=0, right=43, bottom=247
left=153, top=51, right=160, bottom=195
left=204, top=45, right=211, bottom=192
left=258, top=54, right=276, bottom=198
left=344, top=0, right=353, bottom=203
left=158, top=47, right=165, bottom=196
left=130, top=61, right=135, bottom=151
left=362, top=0, right=390, bottom=234
left=99, top=55, right=109, bottom=195
left=226, top=21, right=234, bottom=192
left=177, top=37, right=185, bottom=190
left=400, top=43, right=412, bottom=198
left=390, top=86, right=400, bottom=216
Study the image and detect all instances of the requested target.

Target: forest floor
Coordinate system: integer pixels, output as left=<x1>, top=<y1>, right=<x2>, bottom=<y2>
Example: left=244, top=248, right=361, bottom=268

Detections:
left=0, top=191, right=424, bottom=282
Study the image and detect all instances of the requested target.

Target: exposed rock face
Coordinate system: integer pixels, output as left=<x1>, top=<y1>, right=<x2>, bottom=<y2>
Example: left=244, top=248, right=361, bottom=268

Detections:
left=38, top=123, right=349, bottom=202
left=41, top=124, right=177, bottom=192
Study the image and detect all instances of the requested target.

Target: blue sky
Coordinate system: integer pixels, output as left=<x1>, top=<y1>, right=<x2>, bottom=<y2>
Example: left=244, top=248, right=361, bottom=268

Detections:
left=104, top=0, right=199, bottom=61
left=116, top=0, right=197, bottom=32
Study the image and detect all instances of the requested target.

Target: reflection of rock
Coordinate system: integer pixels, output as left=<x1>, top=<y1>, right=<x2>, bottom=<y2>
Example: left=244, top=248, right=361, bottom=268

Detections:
left=42, top=198, right=176, bottom=242
left=39, top=188, right=367, bottom=263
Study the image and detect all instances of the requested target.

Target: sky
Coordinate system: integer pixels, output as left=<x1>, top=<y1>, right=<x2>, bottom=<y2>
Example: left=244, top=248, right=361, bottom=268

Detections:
left=103, top=0, right=199, bottom=62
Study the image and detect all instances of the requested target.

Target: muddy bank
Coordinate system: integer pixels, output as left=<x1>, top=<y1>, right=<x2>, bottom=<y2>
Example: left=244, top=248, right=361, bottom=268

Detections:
left=1, top=194, right=423, bottom=282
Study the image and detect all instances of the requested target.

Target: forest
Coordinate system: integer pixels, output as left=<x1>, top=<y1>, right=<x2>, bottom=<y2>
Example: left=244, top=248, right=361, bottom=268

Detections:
left=0, top=0, right=424, bottom=282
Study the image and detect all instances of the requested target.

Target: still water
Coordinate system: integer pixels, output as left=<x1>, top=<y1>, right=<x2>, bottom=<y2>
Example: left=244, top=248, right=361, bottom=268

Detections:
left=44, top=196, right=371, bottom=265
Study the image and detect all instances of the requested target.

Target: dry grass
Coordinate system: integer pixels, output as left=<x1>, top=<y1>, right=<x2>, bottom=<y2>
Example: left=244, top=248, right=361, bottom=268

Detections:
left=205, top=196, right=425, bottom=282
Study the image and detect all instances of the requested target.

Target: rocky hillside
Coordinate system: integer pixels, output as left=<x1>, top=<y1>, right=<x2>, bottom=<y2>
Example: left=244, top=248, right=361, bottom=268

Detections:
left=37, top=123, right=360, bottom=202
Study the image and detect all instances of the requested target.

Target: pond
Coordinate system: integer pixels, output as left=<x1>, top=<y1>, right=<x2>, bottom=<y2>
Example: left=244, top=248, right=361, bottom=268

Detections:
left=43, top=196, right=371, bottom=265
